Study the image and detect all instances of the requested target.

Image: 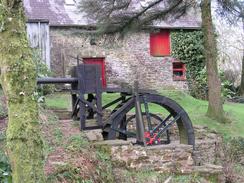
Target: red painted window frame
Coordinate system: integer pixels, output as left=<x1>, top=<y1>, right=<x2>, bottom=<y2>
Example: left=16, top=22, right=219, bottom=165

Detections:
left=172, top=61, right=186, bottom=81
left=83, top=57, right=107, bottom=88
left=150, top=30, right=171, bottom=57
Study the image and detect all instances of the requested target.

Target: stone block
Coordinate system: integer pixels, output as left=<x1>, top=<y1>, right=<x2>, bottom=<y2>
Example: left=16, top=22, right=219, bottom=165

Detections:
left=84, top=129, right=104, bottom=142
left=110, top=143, right=194, bottom=173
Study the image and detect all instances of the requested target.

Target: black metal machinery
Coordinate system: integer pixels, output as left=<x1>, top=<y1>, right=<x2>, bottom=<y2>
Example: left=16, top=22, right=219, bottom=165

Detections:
left=37, top=64, right=195, bottom=146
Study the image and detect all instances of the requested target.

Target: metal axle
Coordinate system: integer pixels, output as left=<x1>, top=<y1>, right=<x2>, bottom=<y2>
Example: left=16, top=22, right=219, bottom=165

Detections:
left=37, top=77, right=78, bottom=84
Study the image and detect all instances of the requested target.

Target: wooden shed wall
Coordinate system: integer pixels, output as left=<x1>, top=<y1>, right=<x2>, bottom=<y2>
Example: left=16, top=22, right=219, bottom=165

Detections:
left=26, top=22, right=50, bottom=69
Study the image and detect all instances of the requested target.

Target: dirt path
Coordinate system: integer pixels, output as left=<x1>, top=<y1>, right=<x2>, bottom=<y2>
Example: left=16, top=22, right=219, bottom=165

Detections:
left=42, top=119, right=100, bottom=182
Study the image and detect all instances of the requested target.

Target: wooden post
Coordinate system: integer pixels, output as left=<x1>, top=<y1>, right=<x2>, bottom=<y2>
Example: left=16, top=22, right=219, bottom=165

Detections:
left=76, top=65, right=87, bottom=130
left=95, top=66, right=103, bottom=127
left=134, top=81, right=146, bottom=146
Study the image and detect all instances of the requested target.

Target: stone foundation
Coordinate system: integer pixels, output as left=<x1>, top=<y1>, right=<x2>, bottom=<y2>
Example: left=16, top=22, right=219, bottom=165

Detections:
left=110, top=143, right=194, bottom=173
left=93, top=139, right=224, bottom=182
left=90, top=125, right=225, bottom=182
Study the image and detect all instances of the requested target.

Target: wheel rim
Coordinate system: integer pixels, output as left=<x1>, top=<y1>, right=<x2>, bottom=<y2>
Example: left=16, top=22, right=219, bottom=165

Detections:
left=104, top=94, right=195, bottom=146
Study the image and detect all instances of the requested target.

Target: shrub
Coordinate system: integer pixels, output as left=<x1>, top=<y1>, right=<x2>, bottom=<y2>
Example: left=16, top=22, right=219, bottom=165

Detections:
left=0, top=150, right=12, bottom=182
left=220, top=71, right=237, bottom=99
left=225, top=137, right=244, bottom=162
left=32, top=50, right=55, bottom=97
left=222, top=137, right=244, bottom=183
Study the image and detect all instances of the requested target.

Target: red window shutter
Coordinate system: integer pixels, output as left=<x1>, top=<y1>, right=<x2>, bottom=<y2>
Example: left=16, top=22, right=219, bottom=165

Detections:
left=150, top=30, right=171, bottom=56
left=83, top=58, right=107, bottom=88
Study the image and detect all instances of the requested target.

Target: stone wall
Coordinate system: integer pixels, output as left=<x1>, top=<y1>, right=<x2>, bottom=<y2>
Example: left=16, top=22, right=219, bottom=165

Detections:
left=50, top=28, right=188, bottom=90
left=91, top=125, right=225, bottom=182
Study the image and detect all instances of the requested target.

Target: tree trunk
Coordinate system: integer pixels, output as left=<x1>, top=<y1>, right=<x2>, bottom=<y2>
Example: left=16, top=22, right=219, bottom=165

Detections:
left=239, top=19, right=244, bottom=96
left=0, top=1, right=45, bottom=182
left=201, top=0, right=227, bottom=122
left=239, top=54, right=244, bottom=96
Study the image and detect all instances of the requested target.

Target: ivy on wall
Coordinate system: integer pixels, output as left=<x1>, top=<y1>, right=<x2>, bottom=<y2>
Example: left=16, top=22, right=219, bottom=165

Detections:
left=171, top=30, right=236, bottom=99
left=171, top=30, right=207, bottom=99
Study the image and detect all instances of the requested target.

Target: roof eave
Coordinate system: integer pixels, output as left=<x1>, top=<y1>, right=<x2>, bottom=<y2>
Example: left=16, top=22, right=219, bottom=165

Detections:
left=27, top=19, right=49, bottom=23
left=49, top=24, right=202, bottom=30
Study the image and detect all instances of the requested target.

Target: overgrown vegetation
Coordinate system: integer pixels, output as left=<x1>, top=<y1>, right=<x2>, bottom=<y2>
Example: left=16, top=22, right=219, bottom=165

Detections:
left=224, top=137, right=244, bottom=163
left=171, top=30, right=237, bottom=100
left=38, top=106, right=115, bottom=182
left=39, top=107, right=59, bottom=160
left=171, top=30, right=206, bottom=99
left=222, top=137, right=244, bottom=183
left=47, top=163, right=86, bottom=183
left=120, top=170, right=215, bottom=183
left=65, top=134, right=89, bottom=152
left=0, top=128, right=11, bottom=182
left=0, top=150, right=12, bottom=183
left=95, top=145, right=114, bottom=183
left=33, top=51, right=54, bottom=98
left=53, top=128, right=63, bottom=145
left=0, top=90, right=7, bottom=119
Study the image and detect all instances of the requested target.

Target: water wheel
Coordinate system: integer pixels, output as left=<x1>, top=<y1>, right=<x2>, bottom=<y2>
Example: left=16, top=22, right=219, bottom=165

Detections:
left=103, top=94, right=195, bottom=146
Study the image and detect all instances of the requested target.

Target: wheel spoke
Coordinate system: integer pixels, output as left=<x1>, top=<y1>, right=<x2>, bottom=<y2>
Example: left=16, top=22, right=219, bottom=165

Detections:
left=152, top=113, right=172, bottom=133
left=111, top=127, right=136, bottom=138
left=143, top=95, right=153, bottom=132
left=125, top=112, right=171, bottom=145
left=155, top=111, right=183, bottom=139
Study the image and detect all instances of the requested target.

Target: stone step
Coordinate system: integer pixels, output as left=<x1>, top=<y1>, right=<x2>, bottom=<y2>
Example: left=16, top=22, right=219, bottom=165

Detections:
left=51, top=109, right=72, bottom=120
left=93, top=139, right=135, bottom=146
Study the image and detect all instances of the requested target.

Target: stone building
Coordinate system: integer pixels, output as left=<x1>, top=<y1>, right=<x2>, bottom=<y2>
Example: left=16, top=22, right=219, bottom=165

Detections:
left=24, top=0, right=201, bottom=90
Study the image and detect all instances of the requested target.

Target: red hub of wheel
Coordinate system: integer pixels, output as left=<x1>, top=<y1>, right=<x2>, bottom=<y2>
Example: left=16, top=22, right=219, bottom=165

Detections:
left=144, top=131, right=161, bottom=145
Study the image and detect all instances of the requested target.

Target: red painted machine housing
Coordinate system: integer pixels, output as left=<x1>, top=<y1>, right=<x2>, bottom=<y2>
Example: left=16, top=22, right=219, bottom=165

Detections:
left=83, top=57, right=107, bottom=88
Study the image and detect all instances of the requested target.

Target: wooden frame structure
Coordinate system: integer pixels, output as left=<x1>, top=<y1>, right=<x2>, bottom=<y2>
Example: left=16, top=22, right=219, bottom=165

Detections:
left=37, top=64, right=195, bottom=146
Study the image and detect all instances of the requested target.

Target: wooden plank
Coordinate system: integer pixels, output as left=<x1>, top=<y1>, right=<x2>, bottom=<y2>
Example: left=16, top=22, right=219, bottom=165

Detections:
left=76, top=65, right=86, bottom=130
left=95, top=65, right=103, bottom=126
left=26, top=22, right=50, bottom=68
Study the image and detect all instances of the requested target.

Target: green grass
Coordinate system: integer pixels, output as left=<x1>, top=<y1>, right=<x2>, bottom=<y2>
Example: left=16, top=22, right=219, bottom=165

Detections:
left=65, top=134, right=89, bottom=152
left=53, top=128, right=63, bottom=145
left=95, top=145, right=114, bottom=183
left=44, top=93, right=120, bottom=110
left=44, top=91, right=244, bottom=138
left=45, top=93, right=71, bottom=110
left=159, top=90, right=244, bottom=138
left=124, top=170, right=212, bottom=183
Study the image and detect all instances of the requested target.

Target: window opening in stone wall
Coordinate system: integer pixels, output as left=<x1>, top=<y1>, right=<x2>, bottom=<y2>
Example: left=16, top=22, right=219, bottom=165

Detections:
left=172, top=62, right=186, bottom=81
left=83, top=58, right=107, bottom=87
left=150, top=30, right=171, bottom=57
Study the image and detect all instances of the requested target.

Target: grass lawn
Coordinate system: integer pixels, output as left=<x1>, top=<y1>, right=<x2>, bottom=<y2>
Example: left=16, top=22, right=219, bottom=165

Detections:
left=45, top=91, right=244, bottom=138
left=44, top=93, right=72, bottom=110
left=160, top=90, right=244, bottom=138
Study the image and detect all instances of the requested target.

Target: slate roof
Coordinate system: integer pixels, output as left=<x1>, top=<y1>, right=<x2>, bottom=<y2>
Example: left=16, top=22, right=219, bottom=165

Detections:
left=23, top=0, right=201, bottom=29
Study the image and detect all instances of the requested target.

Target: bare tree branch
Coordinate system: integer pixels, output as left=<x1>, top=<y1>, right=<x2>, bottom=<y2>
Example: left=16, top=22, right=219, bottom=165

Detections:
left=217, top=0, right=244, bottom=23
